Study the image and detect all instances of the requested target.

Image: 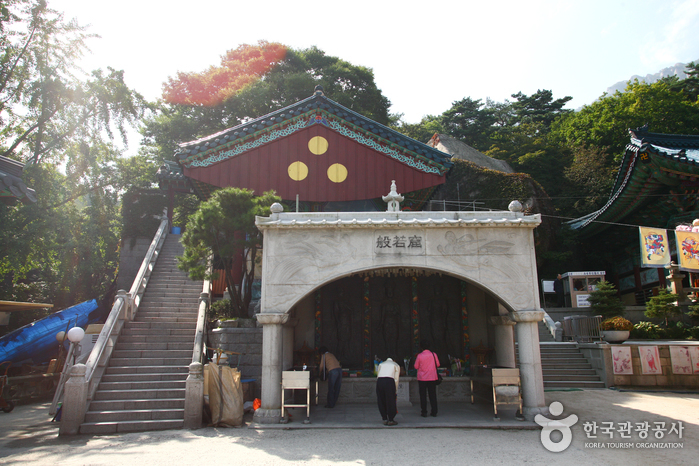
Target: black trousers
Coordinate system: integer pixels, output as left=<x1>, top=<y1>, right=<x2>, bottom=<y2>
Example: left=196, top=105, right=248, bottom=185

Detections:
left=418, top=380, right=438, bottom=416
left=376, top=377, right=397, bottom=421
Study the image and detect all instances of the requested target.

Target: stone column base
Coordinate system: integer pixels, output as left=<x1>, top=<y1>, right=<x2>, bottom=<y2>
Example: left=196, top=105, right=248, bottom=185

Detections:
left=253, top=408, right=282, bottom=424
left=523, top=405, right=550, bottom=421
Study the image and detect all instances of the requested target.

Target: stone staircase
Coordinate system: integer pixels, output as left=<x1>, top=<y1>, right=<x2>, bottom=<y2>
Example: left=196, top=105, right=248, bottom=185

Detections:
left=80, top=235, right=203, bottom=434
left=516, top=320, right=606, bottom=389
left=538, top=342, right=606, bottom=389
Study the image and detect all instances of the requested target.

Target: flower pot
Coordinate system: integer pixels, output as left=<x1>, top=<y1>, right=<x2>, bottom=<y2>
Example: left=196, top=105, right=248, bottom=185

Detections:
left=602, top=330, right=630, bottom=343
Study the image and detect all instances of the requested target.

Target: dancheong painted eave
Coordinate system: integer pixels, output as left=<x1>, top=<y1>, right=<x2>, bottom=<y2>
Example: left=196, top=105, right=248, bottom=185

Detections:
left=569, top=125, right=699, bottom=235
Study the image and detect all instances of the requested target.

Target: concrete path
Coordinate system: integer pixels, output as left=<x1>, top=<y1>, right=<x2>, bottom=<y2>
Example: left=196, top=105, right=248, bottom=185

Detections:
left=0, top=389, right=697, bottom=465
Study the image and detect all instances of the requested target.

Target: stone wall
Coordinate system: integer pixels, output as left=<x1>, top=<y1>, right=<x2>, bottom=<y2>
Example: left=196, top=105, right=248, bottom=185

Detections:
left=611, top=343, right=699, bottom=388
left=207, top=327, right=263, bottom=398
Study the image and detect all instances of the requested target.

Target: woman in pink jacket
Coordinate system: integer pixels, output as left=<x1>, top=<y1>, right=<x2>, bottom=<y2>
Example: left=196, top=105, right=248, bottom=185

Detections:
left=413, top=339, right=439, bottom=417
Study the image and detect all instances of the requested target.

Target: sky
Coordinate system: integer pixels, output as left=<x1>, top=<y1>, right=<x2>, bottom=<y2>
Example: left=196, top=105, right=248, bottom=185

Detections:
left=50, top=0, right=699, bottom=151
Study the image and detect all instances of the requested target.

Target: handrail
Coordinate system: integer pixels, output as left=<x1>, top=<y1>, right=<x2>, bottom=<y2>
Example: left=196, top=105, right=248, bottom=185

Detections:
left=49, top=341, right=76, bottom=415
left=191, top=270, right=212, bottom=366
left=541, top=309, right=562, bottom=342
left=183, top=257, right=212, bottom=429
left=84, top=212, right=169, bottom=388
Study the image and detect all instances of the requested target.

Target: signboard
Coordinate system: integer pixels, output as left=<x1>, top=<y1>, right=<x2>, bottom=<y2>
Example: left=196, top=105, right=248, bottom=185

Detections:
left=576, top=294, right=591, bottom=308
left=373, top=231, right=425, bottom=256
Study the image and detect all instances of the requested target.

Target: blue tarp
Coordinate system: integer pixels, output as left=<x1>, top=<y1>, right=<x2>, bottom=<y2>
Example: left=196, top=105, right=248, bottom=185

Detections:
left=0, top=300, right=101, bottom=366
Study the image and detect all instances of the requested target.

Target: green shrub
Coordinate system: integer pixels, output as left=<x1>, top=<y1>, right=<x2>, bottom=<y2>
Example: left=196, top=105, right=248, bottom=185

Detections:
left=210, top=299, right=234, bottom=320
left=631, top=321, right=664, bottom=339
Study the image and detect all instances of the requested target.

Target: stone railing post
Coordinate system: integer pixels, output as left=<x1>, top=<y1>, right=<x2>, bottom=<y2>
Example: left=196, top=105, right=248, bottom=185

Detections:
left=253, top=313, right=289, bottom=424
left=184, top=362, right=204, bottom=429
left=59, top=364, right=88, bottom=436
left=509, top=309, right=547, bottom=420
left=490, top=316, right=517, bottom=368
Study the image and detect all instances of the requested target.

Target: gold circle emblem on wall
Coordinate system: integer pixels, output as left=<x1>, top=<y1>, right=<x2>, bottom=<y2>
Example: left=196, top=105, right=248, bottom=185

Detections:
left=288, top=161, right=309, bottom=181
left=308, top=136, right=329, bottom=155
left=327, top=163, right=348, bottom=183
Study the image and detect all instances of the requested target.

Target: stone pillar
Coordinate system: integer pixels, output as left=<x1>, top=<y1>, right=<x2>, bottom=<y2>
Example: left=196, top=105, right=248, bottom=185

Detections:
left=282, top=318, right=299, bottom=371
left=489, top=316, right=516, bottom=368
left=59, top=364, right=88, bottom=435
left=509, top=309, right=547, bottom=420
left=253, top=312, right=289, bottom=424
left=184, top=362, right=204, bottom=429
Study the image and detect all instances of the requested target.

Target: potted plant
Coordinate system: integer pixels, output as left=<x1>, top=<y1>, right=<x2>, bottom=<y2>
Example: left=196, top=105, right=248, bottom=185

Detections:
left=600, top=316, right=633, bottom=343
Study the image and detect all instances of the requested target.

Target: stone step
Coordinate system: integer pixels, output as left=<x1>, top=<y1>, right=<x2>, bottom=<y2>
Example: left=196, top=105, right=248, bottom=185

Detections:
left=120, top=328, right=194, bottom=337
left=102, top=372, right=188, bottom=383
left=540, top=363, right=593, bottom=370
left=111, top=349, right=193, bottom=359
left=133, top=316, right=198, bottom=324
left=542, top=374, right=602, bottom=382
left=98, top=380, right=186, bottom=391
left=87, top=397, right=185, bottom=412
left=115, top=342, right=193, bottom=351
left=544, top=381, right=607, bottom=389
left=105, top=365, right=189, bottom=375
left=93, top=388, right=186, bottom=401
left=140, top=297, right=200, bottom=305
left=118, top=334, right=194, bottom=343
left=124, top=321, right=197, bottom=330
left=542, top=369, right=598, bottom=376
left=84, top=408, right=184, bottom=423
left=134, top=310, right=199, bottom=318
left=79, top=419, right=184, bottom=435
left=109, top=357, right=191, bottom=366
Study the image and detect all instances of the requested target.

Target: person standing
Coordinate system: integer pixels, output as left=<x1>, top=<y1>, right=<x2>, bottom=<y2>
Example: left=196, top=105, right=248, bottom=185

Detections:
left=318, top=346, right=342, bottom=408
left=414, top=339, right=439, bottom=417
left=376, top=357, right=401, bottom=426
left=554, top=274, right=565, bottom=307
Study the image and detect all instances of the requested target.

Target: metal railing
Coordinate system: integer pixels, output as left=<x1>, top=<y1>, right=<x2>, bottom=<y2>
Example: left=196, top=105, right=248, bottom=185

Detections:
left=562, top=315, right=603, bottom=343
left=58, top=211, right=169, bottom=435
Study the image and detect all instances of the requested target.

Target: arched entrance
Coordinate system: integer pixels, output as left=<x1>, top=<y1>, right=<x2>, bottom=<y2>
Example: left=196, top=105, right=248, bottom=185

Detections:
left=253, top=204, right=547, bottom=423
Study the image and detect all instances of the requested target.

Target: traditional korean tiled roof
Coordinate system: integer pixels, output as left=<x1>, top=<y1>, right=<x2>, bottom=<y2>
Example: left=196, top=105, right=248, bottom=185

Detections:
left=0, top=155, right=36, bottom=205
left=570, top=126, right=699, bottom=236
left=175, top=86, right=453, bottom=176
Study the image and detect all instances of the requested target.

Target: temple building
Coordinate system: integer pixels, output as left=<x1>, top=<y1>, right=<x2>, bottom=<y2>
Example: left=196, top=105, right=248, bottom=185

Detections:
left=570, top=126, right=699, bottom=304
left=157, top=86, right=548, bottom=422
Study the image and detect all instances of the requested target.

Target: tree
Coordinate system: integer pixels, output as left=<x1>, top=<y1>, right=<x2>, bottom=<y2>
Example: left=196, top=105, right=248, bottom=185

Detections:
left=645, top=289, right=682, bottom=327
left=510, top=89, right=572, bottom=127
left=587, top=280, right=625, bottom=319
left=551, top=79, right=699, bottom=163
left=178, top=188, right=281, bottom=318
left=437, top=97, right=497, bottom=151
left=143, top=43, right=392, bottom=161
left=0, top=1, right=145, bottom=164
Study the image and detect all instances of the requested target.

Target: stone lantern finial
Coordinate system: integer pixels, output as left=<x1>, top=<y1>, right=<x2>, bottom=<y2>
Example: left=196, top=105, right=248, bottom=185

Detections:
left=382, top=180, right=404, bottom=212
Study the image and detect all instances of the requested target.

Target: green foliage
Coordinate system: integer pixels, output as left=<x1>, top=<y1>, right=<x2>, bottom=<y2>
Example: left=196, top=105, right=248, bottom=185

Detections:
left=120, top=188, right=167, bottom=241
left=587, top=280, right=625, bottom=319
left=644, top=289, right=682, bottom=327
left=142, top=44, right=391, bottom=161
left=178, top=188, right=280, bottom=318
left=630, top=321, right=664, bottom=339
left=0, top=1, right=145, bottom=164
left=550, top=79, right=699, bottom=164
left=209, top=298, right=234, bottom=320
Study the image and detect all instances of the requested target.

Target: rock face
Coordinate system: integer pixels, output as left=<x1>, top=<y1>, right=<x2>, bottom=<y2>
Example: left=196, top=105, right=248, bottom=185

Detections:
left=605, top=61, right=696, bottom=95
left=427, top=134, right=514, bottom=174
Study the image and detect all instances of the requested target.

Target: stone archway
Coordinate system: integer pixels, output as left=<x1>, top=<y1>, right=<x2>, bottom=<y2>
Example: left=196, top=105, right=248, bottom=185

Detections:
left=253, top=204, right=547, bottom=423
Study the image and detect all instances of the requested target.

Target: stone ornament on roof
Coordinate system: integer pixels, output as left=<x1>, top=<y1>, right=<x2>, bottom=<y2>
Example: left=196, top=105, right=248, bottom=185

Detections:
left=382, top=180, right=404, bottom=212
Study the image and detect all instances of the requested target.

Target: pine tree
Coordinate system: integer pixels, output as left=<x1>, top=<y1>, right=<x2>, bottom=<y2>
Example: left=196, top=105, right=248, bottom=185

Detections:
left=645, top=289, right=681, bottom=327
left=587, top=280, right=625, bottom=319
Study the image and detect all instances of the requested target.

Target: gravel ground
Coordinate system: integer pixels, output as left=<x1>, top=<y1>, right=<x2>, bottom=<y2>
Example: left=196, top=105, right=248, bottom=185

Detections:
left=0, top=389, right=697, bottom=465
